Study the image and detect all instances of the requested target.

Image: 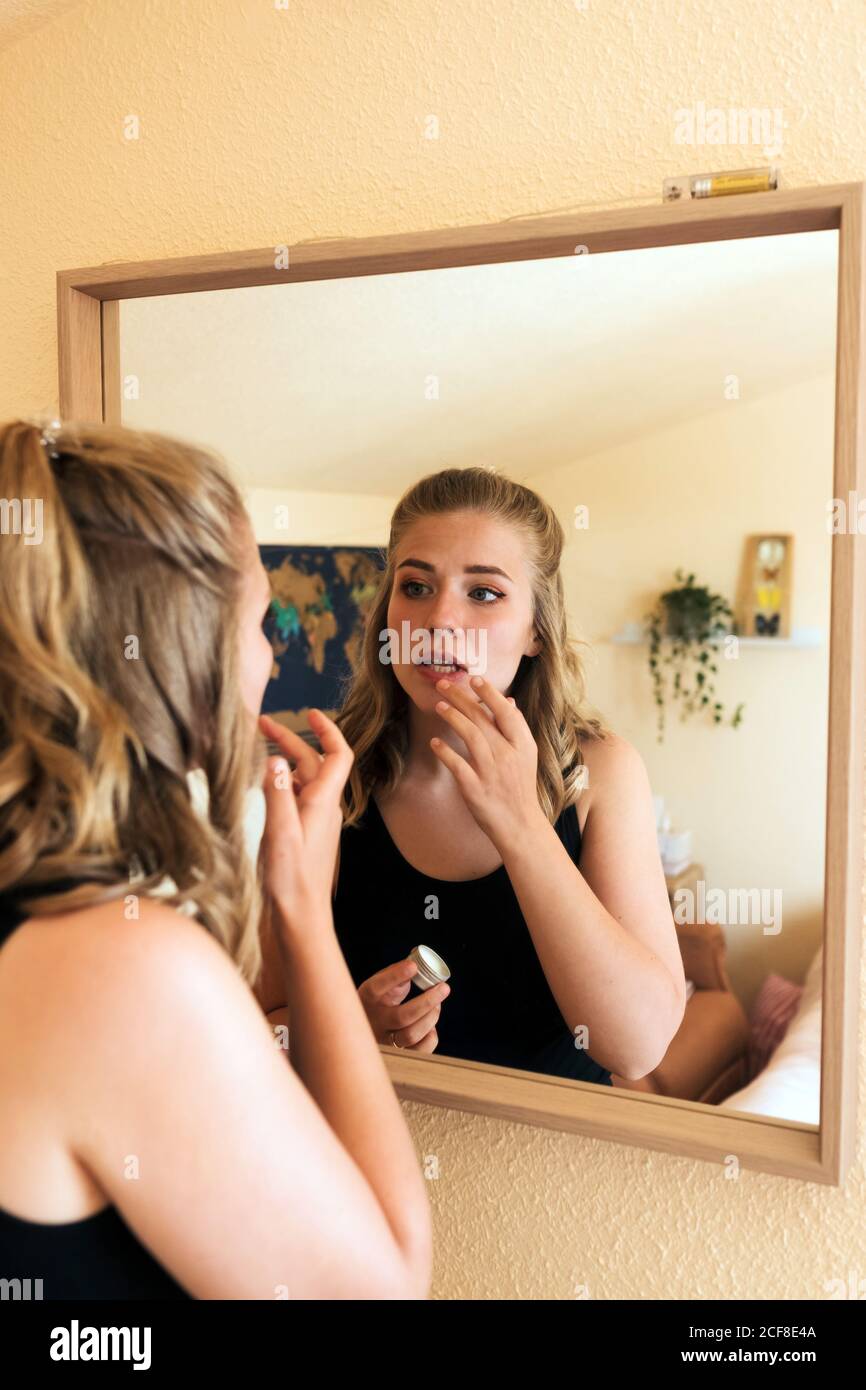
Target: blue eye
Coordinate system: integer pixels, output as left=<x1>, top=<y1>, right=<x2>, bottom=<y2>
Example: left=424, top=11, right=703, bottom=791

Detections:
left=400, top=579, right=504, bottom=603
left=469, top=586, right=505, bottom=603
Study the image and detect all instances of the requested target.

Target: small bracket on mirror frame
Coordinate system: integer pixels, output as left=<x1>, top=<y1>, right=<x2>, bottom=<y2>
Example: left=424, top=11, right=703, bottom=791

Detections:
left=663, top=166, right=780, bottom=202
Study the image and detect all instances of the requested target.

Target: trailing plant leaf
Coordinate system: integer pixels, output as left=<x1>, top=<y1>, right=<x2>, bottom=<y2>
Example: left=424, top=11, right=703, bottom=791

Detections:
left=643, top=569, right=746, bottom=742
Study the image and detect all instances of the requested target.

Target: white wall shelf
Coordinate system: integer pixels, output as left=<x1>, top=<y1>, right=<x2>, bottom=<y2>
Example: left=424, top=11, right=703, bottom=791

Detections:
left=609, top=623, right=824, bottom=649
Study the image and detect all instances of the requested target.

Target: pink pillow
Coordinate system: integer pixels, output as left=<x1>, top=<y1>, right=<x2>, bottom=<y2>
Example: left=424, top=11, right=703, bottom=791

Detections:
left=746, top=974, right=804, bottom=1082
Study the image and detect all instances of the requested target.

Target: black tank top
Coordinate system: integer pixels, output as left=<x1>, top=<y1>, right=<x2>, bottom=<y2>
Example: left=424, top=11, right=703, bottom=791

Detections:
left=0, top=880, right=192, bottom=1300
left=333, top=797, right=613, bottom=1086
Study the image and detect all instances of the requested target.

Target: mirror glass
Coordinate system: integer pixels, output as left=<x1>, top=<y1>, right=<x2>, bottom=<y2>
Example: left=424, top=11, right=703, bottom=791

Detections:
left=119, top=228, right=838, bottom=1125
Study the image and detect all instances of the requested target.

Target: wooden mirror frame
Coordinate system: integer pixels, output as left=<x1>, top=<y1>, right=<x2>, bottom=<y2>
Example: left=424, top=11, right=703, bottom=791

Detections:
left=57, top=180, right=865, bottom=1184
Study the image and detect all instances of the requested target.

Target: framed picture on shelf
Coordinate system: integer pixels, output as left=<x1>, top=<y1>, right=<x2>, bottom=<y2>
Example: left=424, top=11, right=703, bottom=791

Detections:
left=738, top=533, right=793, bottom=639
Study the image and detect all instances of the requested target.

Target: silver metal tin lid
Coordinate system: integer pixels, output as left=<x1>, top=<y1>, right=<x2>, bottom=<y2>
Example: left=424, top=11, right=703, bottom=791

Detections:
left=408, top=944, right=451, bottom=990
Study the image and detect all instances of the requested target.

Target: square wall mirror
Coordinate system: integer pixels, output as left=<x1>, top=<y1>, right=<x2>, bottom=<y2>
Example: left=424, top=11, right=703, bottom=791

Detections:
left=58, top=181, right=866, bottom=1183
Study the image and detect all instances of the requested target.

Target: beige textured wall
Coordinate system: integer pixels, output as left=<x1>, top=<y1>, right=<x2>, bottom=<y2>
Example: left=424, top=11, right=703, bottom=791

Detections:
left=1, top=0, right=864, bottom=1300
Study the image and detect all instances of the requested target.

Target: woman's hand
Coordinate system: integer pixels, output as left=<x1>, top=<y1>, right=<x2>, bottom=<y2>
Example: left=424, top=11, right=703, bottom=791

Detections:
left=358, top=959, right=450, bottom=1053
left=257, top=710, right=353, bottom=926
left=430, top=675, right=547, bottom=857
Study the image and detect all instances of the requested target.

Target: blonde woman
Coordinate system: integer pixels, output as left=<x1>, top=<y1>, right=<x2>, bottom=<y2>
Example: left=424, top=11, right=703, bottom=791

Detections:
left=324, top=468, right=686, bottom=1082
left=0, top=419, right=431, bottom=1300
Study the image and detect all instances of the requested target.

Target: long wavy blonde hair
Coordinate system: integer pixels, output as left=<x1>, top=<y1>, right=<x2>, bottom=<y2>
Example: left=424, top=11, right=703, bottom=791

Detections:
left=336, top=467, right=613, bottom=827
left=0, top=418, right=266, bottom=985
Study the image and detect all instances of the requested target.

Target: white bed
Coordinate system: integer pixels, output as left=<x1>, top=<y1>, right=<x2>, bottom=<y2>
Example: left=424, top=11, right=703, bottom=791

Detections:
left=718, top=946, right=823, bottom=1125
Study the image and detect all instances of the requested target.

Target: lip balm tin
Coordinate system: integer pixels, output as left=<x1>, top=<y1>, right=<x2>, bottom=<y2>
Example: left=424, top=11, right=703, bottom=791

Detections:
left=408, top=944, right=451, bottom=992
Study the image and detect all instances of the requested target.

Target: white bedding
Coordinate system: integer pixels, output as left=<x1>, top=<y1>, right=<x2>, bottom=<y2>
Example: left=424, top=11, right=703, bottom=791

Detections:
left=718, top=946, right=823, bottom=1125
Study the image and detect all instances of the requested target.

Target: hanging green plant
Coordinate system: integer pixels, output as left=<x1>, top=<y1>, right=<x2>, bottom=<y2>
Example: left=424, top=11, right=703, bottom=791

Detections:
left=643, top=569, right=745, bottom=743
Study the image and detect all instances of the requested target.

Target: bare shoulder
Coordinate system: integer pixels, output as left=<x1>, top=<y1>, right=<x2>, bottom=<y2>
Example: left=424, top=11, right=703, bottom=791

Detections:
left=28, top=892, right=236, bottom=982
left=14, top=894, right=254, bottom=1061
left=576, top=730, right=648, bottom=808
left=2, top=893, right=422, bottom=1298
left=1, top=893, right=263, bottom=1191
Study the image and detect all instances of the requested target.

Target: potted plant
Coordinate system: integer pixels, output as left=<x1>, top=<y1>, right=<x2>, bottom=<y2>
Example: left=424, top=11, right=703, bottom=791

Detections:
left=643, top=569, right=745, bottom=743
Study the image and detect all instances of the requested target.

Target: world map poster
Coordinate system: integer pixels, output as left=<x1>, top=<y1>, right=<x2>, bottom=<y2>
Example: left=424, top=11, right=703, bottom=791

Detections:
left=259, top=544, right=385, bottom=734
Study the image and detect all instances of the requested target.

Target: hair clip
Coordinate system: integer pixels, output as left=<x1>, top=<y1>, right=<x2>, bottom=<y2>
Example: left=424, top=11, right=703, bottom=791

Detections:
left=40, top=418, right=63, bottom=461
left=26, top=412, right=63, bottom=461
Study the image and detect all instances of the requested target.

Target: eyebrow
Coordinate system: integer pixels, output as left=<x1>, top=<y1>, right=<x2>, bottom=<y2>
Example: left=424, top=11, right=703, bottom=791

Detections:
left=395, top=558, right=513, bottom=583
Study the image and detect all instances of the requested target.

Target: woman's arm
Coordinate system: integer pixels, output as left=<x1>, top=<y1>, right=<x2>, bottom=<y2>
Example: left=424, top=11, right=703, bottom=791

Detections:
left=271, top=895, right=433, bottom=1277
left=252, top=891, right=288, bottom=1015
left=248, top=881, right=433, bottom=1271
left=253, top=846, right=343, bottom=1019
left=430, top=677, right=685, bottom=1079
left=503, top=734, right=686, bottom=1078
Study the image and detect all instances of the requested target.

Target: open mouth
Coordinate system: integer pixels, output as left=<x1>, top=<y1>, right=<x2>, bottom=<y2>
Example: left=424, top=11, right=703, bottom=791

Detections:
left=418, top=659, right=466, bottom=674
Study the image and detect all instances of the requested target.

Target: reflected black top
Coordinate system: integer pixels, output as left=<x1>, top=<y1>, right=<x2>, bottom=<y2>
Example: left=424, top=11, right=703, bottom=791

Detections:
left=0, top=879, right=192, bottom=1300
left=333, top=797, right=613, bottom=1086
